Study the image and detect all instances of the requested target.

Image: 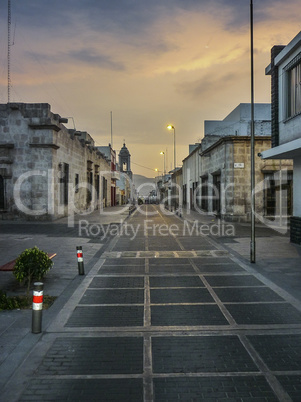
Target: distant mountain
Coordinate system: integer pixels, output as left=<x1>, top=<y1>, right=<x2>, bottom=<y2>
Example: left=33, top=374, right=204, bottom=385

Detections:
left=133, top=174, right=156, bottom=196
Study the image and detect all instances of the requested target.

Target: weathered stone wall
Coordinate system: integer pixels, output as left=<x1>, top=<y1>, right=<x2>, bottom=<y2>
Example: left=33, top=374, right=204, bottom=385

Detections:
left=182, top=146, right=201, bottom=209
left=199, top=137, right=293, bottom=222
left=0, top=103, right=111, bottom=220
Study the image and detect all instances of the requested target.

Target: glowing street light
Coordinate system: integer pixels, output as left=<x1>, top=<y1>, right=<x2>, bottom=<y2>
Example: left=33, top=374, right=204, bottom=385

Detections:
left=160, top=151, right=166, bottom=175
left=167, top=125, right=176, bottom=170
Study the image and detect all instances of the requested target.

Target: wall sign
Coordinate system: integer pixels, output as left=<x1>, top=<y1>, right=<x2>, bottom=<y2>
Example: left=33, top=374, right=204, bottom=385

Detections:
left=234, top=163, right=244, bottom=168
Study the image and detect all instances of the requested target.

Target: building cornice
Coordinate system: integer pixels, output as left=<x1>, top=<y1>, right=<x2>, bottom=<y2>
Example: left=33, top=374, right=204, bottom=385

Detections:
left=29, top=143, right=60, bottom=150
left=200, top=136, right=271, bottom=156
left=182, top=144, right=201, bottom=163
left=29, top=124, right=61, bottom=132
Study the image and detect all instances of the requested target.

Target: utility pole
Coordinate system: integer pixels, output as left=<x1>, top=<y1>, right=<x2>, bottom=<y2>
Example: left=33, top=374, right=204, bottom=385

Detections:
left=110, top=111, right=113, bottom=148
left=8, top=0, right=11, bottom=103
left=250, top=0, right=256, bottom=263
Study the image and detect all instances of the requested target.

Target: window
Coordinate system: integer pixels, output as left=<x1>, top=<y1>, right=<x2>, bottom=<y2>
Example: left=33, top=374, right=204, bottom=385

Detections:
left=102, top=177, right=107, bottom=207
left=264, top=171, right=293, bottom=219
left=212, top=174, right=221, bottom=214
left=287, top=61, right=301, bottom=118
left=183, top=184, right=187, bottom=205
left=86, top=171, right=93, bottom=205
left=75, top=174, right=79, bottom=193
left=200, top=176, right=208, bottom=212
left=191, top=181, right=198, bottom=209
left=95, top=175, right=100, bottom=200
left=59, top=163, right=69, bottom=205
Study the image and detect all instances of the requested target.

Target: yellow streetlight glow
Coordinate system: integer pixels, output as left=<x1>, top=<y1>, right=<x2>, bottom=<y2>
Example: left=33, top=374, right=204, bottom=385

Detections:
left=160, top=151, right=166, bottom=174
left=166, top=124, right=176, bottom=169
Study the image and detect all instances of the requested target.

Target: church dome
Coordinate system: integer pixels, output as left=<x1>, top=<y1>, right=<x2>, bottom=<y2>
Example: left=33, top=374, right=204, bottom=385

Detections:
left=119, top=143, right=131, bottom=156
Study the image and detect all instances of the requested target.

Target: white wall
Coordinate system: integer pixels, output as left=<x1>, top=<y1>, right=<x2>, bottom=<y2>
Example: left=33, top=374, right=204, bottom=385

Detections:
left=277, top=37, right=301, bottom=144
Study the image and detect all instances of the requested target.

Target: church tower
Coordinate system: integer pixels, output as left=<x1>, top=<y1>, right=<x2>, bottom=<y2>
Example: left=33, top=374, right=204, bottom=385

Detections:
left=119, top=143, right=132, bottom=179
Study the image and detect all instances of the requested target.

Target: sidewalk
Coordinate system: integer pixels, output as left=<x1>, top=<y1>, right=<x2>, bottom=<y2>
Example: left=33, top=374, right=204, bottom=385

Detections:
left=1, top=204, right=301, bottom=401
left=180, top=207, right=301, bottom=302
left=0, top=206, right=130, bottom=381
left=0, top=205, right=130, bottom=294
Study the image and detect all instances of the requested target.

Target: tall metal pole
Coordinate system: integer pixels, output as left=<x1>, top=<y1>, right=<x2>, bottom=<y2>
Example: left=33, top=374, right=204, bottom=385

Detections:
left=8, top=0, right=11, bottom=103
left=160, top=151, right=166, bottom=175
left=174, top=127, right=176, bottom=169
left=167, top=125, right=176, bottom=170
left=250, top=0, right=256, bottom=263
left=110, top=111, right=113, bottom=148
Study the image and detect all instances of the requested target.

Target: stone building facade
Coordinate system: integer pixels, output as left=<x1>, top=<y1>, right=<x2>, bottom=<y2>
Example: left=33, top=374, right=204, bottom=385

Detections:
left=199, top=136, right=292, bottom=222
left=97, top=145, right=119, bottom=206
left=172, top=103, right=293, bottom=223
left=0, top=103, right=112, bottom=220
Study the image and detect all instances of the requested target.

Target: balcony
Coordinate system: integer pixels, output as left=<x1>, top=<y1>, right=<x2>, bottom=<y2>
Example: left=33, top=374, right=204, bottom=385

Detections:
left=111, top=171, right=120, bottom=180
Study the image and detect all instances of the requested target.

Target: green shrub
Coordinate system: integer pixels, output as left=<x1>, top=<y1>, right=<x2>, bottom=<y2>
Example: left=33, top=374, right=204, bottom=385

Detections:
left=0, top=291, right=20, bottom=310
left=0, top=291, right=56, bottom=311
left=13, top=246, right=53, bottom=295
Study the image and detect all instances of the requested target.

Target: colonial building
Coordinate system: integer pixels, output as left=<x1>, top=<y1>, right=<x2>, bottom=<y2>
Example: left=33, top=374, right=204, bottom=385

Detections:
left=97, top=145, right=119, bottom=206
left=173, top=103, right=293, bottom=223
left=155, top=173, right=172, bottom=206
left=261, top=32, right=301, bottom=244
left=170, top=168, right=182, bottom=211
left=0, top=103, right=112, bottom=220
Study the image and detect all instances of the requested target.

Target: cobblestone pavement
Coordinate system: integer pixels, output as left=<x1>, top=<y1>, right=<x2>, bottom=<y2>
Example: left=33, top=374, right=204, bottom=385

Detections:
left=1, top=205, right=301, bottom=401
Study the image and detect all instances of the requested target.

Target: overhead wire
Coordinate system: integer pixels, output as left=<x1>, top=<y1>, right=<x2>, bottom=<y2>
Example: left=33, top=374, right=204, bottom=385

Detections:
left=131, top=161, right=158, bottom=172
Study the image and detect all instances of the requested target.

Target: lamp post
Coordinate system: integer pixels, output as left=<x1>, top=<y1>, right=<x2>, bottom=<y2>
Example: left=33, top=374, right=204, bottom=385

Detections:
left=160, top=151, right=166, bottom=175
left=250, top=0, right=256, bottom=263
left=167, top=125, right=176, bottom=170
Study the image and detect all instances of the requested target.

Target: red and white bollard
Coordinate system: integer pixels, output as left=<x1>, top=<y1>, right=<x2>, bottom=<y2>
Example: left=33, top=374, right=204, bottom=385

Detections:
left=32, top=282, right=43, bottom=334
left=76, top=246, right=85, bottom=275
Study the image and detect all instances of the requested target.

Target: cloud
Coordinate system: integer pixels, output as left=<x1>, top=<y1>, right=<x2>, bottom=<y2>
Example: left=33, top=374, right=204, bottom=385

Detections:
left=68, top=48, right=125, bottom=70
left=175, top=71, right=238, bottom=100
left=1, top=0, right=301, bottom=177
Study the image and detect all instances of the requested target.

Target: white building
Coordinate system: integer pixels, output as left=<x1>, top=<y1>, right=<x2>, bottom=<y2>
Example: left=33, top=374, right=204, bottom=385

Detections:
left=261, top=32, right=301, bottom=244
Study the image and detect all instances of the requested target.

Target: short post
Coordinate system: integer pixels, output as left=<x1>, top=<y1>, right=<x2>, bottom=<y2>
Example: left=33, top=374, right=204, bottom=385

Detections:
left=32, top=282, right=43, bottom=334
left=76, top=246, right=85, bottom=275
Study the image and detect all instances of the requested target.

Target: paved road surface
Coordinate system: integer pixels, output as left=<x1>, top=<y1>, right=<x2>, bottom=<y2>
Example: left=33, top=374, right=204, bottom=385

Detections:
left=1, top=205, right=301, bottom=401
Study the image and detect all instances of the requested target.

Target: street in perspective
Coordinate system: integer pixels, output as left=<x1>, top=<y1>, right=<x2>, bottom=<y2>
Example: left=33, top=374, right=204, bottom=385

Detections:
left=1, top=0, right=301, bottom=401
left=1, top=204, right=301, bottom=401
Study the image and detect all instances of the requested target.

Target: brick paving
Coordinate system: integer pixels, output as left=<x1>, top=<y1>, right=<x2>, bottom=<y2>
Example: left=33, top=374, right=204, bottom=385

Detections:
left=1, top=204, right=301, bottom=401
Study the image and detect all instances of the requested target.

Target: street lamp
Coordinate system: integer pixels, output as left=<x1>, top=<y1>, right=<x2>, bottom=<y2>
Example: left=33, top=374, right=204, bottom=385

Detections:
left=167, top=125, right=176, bottom=170
left=160, top=151, right=166, bottom=175
left=250, top=0, right=256, bottom=263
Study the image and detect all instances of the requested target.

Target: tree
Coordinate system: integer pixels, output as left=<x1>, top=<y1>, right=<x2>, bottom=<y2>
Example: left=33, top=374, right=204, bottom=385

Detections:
left=13, top=247, right=53, bottom=297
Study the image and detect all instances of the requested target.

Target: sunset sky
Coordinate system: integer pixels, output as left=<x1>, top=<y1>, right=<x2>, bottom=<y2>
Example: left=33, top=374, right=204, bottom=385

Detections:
left=0, top=0, right=300, bottom=177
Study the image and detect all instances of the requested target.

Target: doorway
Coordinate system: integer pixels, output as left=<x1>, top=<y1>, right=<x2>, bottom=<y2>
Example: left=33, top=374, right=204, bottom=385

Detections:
left=0, top=175, right=4, bottom=209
